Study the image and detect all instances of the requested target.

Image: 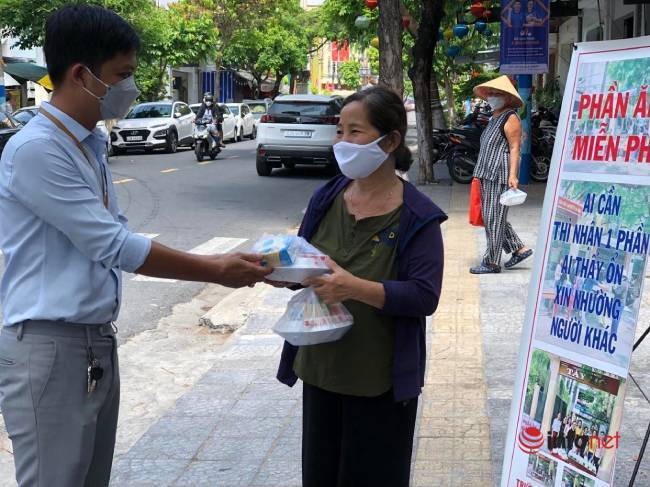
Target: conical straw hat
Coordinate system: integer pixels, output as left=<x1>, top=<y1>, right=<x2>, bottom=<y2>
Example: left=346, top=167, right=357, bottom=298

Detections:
left=473, top=75, right=524, bottom=108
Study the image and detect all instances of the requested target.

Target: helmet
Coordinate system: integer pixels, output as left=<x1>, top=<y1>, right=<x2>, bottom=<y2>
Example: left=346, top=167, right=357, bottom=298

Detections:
left=203, top=93, right=214, bottom=104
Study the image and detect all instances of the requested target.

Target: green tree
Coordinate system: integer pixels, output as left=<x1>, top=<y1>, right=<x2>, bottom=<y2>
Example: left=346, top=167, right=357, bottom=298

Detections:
left=138, top=2, right=218, bottom=100
left=222, top=0, right=313, bottom=96
left=185, top=0, right=281, bottom=97
left=0, top=0, right=218, bottom=102
left=338, top=61, right=361, bottom=90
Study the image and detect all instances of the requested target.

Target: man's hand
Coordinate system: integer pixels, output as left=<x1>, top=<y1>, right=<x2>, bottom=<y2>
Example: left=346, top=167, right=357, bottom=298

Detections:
left=212, top=253, right=272, bottom=288
left=136, top=242, right=271, bottom=287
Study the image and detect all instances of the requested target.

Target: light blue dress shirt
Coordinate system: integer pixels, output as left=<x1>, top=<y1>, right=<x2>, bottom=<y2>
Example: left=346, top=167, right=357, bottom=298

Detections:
left=0, top=103, right=151, bottom=326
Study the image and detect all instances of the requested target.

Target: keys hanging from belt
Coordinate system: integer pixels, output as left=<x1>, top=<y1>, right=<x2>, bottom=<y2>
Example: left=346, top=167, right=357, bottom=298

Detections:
left=84, top=326, right=104, bottom=395
left=87, top=354, right=104, bottom=394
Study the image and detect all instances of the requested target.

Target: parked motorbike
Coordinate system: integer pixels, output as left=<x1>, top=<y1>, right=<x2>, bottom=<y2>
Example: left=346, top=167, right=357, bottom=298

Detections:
left=530, top=125, right=556, bottom=182
left=193, top=121, right=221, bottom=162
left=440, top=126, right=483, bottom=184
left=442, top=124, right=556, bottom=184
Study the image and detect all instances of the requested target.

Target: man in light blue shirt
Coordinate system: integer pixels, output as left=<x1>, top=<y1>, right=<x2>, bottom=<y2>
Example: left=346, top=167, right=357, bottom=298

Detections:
left=0, top=6, right=270, bottom=487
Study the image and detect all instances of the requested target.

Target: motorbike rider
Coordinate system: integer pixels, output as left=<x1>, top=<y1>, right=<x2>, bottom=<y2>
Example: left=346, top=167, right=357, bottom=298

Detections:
left=196, top=93, right=226, bottom=148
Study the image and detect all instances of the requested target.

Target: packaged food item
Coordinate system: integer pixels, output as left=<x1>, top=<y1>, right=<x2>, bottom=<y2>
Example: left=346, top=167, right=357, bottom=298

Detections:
left=273, top=288, right=353, bottom=346
left=252, top=234, right=299, bottom=267
left=266, top=237, right=330, bottom=283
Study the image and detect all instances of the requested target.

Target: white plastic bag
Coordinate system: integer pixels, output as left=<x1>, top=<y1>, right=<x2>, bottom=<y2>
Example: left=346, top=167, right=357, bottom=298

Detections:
left=265, top=236, right=330, bottom=283
left=273, top=288, right=353, bottom=346
left=500, top=188, right=527, bottom=206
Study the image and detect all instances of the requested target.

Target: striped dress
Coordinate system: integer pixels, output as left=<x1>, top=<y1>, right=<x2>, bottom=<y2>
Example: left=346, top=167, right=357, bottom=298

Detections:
left=473, top=109, right=524, bottom=266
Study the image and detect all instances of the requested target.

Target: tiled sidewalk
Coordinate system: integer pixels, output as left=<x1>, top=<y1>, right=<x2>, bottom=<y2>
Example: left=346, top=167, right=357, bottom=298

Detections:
left=109, top=288, right=300, bottom=487
left=411, top=184, right=493, bottom=486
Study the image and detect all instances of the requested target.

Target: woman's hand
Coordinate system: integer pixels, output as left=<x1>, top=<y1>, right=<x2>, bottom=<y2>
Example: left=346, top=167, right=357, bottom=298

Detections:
left=303, top=257, right=360, bottom=305
left=508, top=174, right=519, bottom=189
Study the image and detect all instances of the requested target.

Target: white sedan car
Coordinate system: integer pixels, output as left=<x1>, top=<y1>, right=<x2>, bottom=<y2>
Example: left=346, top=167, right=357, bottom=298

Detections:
left=226, top=103, right=256, bottom=141
left=189, top=103, right=237, bottom=143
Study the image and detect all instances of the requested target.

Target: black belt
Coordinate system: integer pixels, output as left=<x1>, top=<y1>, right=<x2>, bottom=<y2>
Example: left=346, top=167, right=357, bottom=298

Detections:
left=2, top=320, right=117, bottom=339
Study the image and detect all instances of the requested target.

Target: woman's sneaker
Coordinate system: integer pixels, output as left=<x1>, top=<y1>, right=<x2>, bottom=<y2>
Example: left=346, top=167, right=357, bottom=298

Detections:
left=505, top=249, right=533, bottom=269
left=470, top=263, right=501, bottom=274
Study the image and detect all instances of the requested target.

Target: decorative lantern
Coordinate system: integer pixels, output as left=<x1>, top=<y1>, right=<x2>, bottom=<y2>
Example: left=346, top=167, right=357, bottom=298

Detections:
left=443, top=27, right=454, bottom=41
left=354, top=15, right=370, bottom=29
left=446, top=45, right=461, bottom=57
left=474, top=20, right=487, bottom=32
left=453, top=24, right=470, bottom=39
left=365, top=0, right=378, bottom=10
left=371, top=37, right=380, bottom=49
left=402, top=16, right=410, bottom=29
left=470, top=2, right=486, bottom=18
left=483, top=27, right=493, bottom=37
left=484, top=9, right=493, bottom=19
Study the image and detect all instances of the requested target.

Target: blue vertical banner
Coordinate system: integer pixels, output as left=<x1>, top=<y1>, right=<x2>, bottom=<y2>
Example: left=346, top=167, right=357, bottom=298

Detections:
left=500, top=0, right=550, bottom=74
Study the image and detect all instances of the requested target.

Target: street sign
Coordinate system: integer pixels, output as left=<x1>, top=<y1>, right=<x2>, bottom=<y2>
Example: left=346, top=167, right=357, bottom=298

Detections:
left=502, top=36, right=650, bottom=487
left=499, top=0, right=550, bottom=74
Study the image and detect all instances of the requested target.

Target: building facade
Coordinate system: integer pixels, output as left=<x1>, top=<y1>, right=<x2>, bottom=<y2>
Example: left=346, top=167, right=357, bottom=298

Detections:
left=552, top=1, right=650, bottom=92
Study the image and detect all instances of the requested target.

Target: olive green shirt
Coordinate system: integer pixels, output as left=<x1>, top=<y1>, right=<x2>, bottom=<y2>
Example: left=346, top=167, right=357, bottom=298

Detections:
left=294, top=191, right=401, bottom=397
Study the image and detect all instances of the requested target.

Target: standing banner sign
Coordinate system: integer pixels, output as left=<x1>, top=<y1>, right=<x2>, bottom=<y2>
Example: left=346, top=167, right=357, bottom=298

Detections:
left=500, top=0, right=550, bottom=74
left=502, top=37, right=650, bottom=487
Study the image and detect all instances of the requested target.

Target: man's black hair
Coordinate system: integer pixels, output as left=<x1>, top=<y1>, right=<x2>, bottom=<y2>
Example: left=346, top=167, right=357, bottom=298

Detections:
left=44, top=4, right=141, bottom=86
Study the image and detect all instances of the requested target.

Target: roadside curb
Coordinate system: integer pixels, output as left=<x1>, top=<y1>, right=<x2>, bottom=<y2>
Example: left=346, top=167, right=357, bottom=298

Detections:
left=199, top=284, right=270, bottom=333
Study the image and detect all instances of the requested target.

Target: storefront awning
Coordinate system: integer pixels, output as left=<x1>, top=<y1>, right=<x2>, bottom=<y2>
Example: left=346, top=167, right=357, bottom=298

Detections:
left=1, top=57, right=53, bottom=91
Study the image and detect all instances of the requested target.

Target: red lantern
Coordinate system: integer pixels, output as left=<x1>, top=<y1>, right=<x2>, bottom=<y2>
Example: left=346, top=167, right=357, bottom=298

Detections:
left=484, top=9, right=493, bottom=19
left=402, top=16, right=410, bottom=28
left=470, top=2, right=486, bottom=18
left=365, top=0, right=378, bottom=9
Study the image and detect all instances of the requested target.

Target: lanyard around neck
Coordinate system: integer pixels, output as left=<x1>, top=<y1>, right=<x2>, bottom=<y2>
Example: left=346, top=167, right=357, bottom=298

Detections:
left=39, top=107, right=109, bottom=209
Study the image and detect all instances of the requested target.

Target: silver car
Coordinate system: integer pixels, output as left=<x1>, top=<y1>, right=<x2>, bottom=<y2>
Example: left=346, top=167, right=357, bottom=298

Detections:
left=111, top=101, right=195, bottom=154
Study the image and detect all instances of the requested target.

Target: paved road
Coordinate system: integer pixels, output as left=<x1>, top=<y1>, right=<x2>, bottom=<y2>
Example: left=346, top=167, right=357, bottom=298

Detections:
left=0, top=138, right=329, bottom=341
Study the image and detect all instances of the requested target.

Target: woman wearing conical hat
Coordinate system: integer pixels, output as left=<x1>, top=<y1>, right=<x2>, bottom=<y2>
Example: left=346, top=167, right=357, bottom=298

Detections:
left=470, top=75, right=533, bottom=274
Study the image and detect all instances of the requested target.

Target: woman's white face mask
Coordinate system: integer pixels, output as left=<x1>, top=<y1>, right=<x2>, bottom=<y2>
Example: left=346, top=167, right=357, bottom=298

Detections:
left=333, top=135, right=388, bottom=179
left=487, top=95, right=506, bottom=110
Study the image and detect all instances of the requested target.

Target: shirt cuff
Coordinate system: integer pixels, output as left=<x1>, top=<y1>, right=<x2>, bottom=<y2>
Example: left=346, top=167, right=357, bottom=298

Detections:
left=118, top=232, right=152, bottom=273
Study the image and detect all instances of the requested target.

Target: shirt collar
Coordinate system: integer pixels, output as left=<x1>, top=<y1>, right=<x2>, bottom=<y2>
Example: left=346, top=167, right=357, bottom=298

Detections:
left=41, top=101, right=94, bottom=143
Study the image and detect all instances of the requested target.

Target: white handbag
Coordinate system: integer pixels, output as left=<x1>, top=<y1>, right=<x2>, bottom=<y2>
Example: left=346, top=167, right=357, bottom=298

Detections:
left=500, top=188, right=527, bottom=206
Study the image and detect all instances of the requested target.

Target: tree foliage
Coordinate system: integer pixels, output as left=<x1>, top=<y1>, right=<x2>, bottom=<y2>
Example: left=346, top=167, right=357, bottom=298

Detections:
left=320, top=0, right=378, bottom=44
left=222, top=0, right=314, bottom=94
left=338, top=61, right=361, bottom=90
left=0, top=0, right=219, bottom=101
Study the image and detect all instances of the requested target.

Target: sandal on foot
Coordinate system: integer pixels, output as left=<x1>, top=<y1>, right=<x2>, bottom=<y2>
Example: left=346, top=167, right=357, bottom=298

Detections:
left=505, top=249, right=533, bottom=269
left=470, top=263, right=501, bottom=274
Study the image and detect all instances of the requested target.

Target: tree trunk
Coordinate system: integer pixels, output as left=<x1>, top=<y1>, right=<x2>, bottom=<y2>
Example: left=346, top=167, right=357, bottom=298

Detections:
left=213, top=53, right=222, bottom=102
left=378, top=0, right=404, bottom=96
left=408, top=0, right=444, bottom=184
left=273, top=72, right=284, bottom=96
left=443, top=73, right=456, bottom=125
left=430, top=71, right=447, bottom=129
